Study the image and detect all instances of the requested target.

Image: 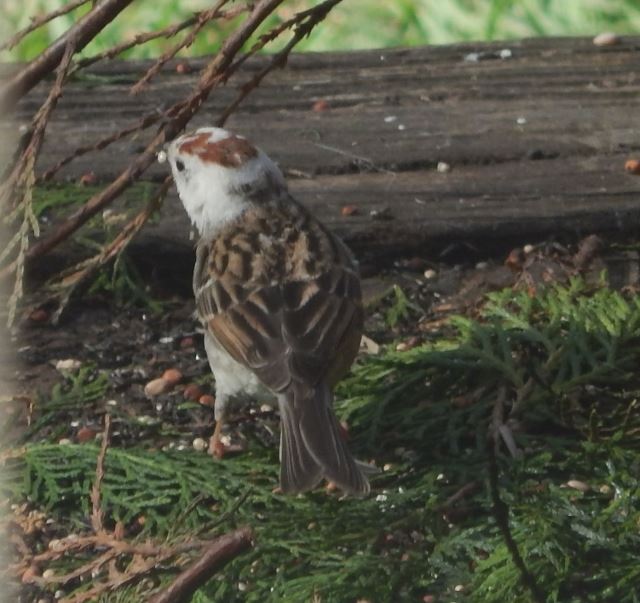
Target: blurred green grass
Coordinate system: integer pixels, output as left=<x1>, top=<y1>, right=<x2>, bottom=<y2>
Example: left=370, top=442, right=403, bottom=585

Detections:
left=2, top=0, right=640, bottom=61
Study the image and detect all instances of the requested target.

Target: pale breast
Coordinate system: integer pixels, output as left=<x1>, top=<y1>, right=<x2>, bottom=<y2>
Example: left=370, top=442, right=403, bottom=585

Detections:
left=203, top=332, right=271, bottom=403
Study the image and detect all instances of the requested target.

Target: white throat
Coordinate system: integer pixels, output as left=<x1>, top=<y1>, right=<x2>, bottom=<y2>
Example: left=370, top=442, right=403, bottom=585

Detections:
left=169, top=132, right=288, bottom=239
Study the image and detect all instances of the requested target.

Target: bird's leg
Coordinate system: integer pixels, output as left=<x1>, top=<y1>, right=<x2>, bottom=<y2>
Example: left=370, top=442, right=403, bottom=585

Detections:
left=209, top=397, right=228, bottom=459
left=209, top=417, right=227, bottom=459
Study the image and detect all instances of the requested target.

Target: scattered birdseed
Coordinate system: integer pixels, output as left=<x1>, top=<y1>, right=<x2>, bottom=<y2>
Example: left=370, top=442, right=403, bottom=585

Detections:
left=593, top=32, right=619, bottom=46
left=192, top=438, right=207, bottom=452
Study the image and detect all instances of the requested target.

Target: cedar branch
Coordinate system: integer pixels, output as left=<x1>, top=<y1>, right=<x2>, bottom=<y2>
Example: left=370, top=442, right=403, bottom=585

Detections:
left=1, top=39, right=77, bottom=325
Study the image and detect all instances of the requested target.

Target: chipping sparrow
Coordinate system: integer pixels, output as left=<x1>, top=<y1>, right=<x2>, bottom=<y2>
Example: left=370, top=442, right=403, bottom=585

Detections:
left=163, top=127, right=369, bottom=495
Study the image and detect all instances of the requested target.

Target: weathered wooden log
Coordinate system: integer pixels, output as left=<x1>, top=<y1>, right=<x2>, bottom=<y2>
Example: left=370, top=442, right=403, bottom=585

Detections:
left=3, top=36, right=640, bottom=270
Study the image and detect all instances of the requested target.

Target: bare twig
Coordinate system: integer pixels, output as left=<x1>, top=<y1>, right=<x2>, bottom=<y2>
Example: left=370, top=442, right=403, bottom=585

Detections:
left=19, top=0, right=287, bottom=267
left=91, top=414, right=112, bottom=534
left=216, top=0, right=345, bottom=126
left=149, top=527, right=254, bottom=603
left=0, top=0, right=135, bottom=111
left=130, top=0, right=236, bottom=94
left=40, top=112, right=164, bottom=182
left=73, top=4, right=251, bottom=73
left=40, top=0, right=307, bottom=182
left=49, top=177, right=172, bottom=322
left=3, top=0, right=345, bottom=327
left=0, top=0, right=90, bottom=52
left=11, top=509, right=250, bottom=601
left=22, top=534, right=201, bottom=569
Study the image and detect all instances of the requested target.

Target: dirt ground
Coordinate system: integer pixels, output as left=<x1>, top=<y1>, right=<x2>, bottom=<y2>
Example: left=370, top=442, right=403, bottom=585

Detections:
left=2, top=232, right=633, bottom=451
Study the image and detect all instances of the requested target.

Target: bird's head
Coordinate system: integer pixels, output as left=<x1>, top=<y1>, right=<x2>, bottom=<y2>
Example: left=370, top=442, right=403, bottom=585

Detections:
left=163, top=127, right=287, bottom=237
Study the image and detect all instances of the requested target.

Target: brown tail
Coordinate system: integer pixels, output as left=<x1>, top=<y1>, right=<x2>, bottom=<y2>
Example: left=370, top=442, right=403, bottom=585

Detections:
left=277, top=382, right=370, bottom=495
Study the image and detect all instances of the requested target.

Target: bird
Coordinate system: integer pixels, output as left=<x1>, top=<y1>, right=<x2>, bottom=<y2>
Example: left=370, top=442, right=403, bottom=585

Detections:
left=163, top=126, right=370, bottom=495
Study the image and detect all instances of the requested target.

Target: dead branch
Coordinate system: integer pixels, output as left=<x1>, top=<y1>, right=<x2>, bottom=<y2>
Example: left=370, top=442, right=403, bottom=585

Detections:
left=217, top=0, right=345, bottom=126
left=39, top=0, right=315, bottom=184
left=91, top=414, right=112, bottom=534
left=21, top=534, right=201, bottom=569
left=3, top=0, right=346, bottom=328
left=8, top=409, right=252, bottom=601
left=39, top=112, right=165, bottom=182
left=0, top=0, right=91, bottom=52
left=49, top=177, right=172, bottom=323
left=1, top=39, right=77, bottom=325
left=73, top=3, right=251, bottom=74
left=0, top=0, right=134, bottom=111
left=130, top=1, right=254, bottom=94
left=20, top=0, right=286, bottom=267
left=1, top=40, right=76, bottom=207
left=149, top=527, right=254, bottom=603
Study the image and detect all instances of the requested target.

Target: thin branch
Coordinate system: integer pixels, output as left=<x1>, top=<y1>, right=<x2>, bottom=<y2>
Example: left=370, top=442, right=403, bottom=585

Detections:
left=130, top=0, right=233, bottom=95
left=0, top=0, right=90, bottom=52
left=39, top=111, right=164, bottom=182
left=39, top=0, right=279, bottom=183
left=91, top=414, right=112, bottom=534
left=65, top=548, right=179, bottom=603
left=0, top=0, right=135, bottom=111
left=72, top=3, right=251, bottom=73
left=20, top=0, right=287, bottom=266
left=40, top=0, right=340, bottom=182
left=24, top=534, right=201, bottom=567
left=149, top=527, right=254, bottom=603
left=216, top=0, right=345, bottom=126
left=49, top=177, right=172, bottom=323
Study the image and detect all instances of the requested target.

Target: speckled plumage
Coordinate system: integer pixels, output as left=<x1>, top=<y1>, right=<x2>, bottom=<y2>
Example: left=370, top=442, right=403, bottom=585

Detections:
left=165, top=127, right=369, bottom=495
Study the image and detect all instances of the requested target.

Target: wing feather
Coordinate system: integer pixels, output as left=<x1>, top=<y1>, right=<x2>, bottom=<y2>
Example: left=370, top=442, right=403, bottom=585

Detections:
left=194, top=200, right=362, bottom=393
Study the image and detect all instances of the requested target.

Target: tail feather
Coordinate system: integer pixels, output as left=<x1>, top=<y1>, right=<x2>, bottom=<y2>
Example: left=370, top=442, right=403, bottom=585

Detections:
left=278, top=383, right=370, bottom=495
left=279, top=402, right=323, bottom=493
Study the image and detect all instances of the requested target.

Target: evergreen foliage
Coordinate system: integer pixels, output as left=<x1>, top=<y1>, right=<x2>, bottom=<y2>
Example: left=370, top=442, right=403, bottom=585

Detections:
left=4, top=278, right=640, bottom=601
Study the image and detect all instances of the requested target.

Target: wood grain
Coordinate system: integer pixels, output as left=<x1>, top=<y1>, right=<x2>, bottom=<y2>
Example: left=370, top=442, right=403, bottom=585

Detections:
left=3, top=36, right=640, bottom=266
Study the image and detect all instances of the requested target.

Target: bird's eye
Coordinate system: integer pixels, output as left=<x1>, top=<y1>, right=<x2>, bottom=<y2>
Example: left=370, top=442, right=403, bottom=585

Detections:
left=175, top=159, right=185, bottom=172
